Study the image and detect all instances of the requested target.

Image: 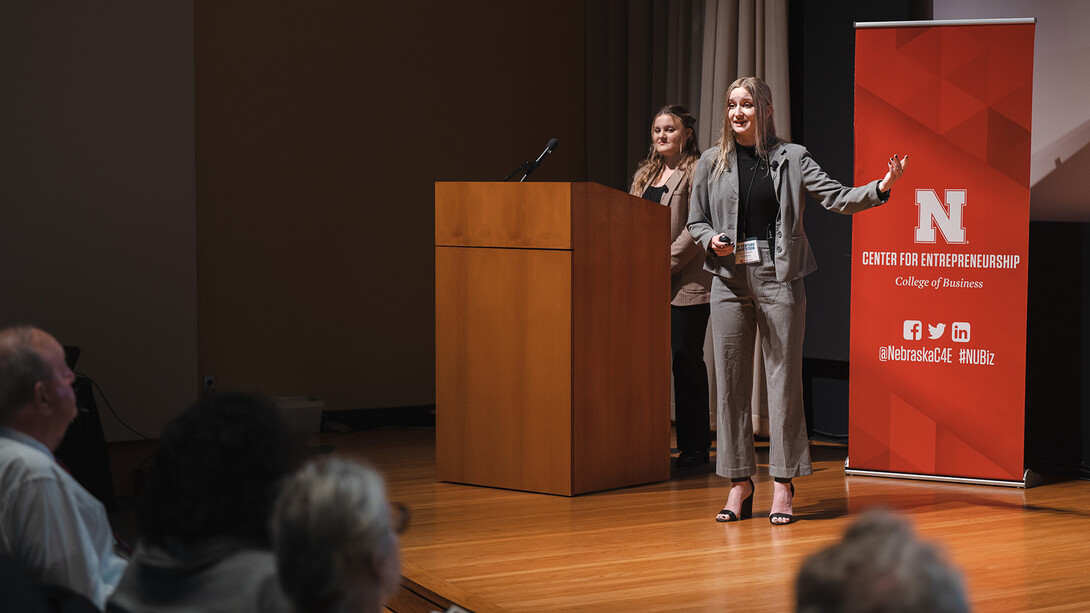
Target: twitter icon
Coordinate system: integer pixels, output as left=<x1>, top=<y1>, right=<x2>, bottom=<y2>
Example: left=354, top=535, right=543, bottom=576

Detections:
left=928, top=323, right=946, bottom=340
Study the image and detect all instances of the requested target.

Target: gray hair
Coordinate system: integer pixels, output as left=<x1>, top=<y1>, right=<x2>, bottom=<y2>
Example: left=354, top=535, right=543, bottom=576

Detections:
left=796, top=510, right=969, bottom=613
left=272, top=458, right=396, bottom=613
left=0, top=326, right=52, bottom=422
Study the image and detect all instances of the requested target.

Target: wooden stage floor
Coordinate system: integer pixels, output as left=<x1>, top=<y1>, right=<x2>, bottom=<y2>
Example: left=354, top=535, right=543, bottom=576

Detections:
left=317, top=428, right=1090, bottom=612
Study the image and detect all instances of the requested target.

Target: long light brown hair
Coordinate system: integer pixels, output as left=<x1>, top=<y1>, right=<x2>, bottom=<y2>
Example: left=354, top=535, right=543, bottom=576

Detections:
left=713, top=77, right=782, bottom=177
left=630, top=105, right=700, bottom=196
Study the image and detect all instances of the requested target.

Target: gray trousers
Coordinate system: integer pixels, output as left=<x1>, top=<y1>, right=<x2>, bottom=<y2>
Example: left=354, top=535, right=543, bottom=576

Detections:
left=710, top=242, right=812, bottom=480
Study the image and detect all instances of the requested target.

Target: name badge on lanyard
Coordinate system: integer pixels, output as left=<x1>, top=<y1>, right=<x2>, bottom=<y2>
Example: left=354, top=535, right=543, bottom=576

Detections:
left=737, top=238, right=761, bottom=264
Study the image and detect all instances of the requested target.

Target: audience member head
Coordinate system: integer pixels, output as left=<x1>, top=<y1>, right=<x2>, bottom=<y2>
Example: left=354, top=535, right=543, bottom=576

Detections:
left=138, top=391, right=302, bottom=550
left=795, top=510, right=969, bottom=613
left=272, top=458, right=404, bottom=613
left=0, top=326, right=77, bottom=450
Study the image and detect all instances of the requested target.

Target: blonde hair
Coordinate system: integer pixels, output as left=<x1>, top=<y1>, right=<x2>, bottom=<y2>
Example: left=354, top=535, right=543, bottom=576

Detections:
left=630, top=104, right=700, bottom=196
left=713, top=76, right=782, bottom=177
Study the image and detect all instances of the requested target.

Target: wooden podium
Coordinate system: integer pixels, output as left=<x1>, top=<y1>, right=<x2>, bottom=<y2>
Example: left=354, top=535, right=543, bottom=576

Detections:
left=435, top=182, right=671, bottom=496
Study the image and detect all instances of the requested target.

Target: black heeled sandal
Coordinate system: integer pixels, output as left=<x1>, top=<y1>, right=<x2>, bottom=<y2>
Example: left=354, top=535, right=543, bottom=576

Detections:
left=769, top=478, right=795, bottom=525
left=715, top=478, right=754, bottom=522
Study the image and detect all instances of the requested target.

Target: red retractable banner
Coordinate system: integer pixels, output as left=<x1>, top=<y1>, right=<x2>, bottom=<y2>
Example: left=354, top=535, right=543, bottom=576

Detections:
left=849, top=20, right=1035, bottom=484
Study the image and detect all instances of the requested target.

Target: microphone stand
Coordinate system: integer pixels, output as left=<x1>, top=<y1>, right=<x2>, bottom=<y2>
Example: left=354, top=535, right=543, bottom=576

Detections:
left=519, top=160, right=541, bottom=182
left=501, top=139, right=558, bottom=182
left=520, top=146, right=552, bottom=182
left=501, top=161, right=532, bottom=182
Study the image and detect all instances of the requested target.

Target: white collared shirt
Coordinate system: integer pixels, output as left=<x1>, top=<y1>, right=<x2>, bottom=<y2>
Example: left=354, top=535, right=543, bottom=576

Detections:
left=0, top=426, right=128, bottom=608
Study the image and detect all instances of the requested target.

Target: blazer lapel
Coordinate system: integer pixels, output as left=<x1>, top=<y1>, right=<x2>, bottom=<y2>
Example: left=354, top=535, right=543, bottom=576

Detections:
left=712, top=153, right=740, bottom=243
left=726, top=155, right=739, bottom=197
left=770, top=145, right=788, bottom=192
left=662, top=165, right=685, bottom=202
left=768, top=145, right=790, bottom=226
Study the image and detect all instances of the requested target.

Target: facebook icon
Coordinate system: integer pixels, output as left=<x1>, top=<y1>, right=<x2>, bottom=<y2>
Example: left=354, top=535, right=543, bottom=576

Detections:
left=903, top=320, right=922, bottom=341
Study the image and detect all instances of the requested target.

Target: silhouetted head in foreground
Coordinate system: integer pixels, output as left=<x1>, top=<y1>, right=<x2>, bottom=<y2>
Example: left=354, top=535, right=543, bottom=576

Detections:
left=796, top=510, right=970, bottom=613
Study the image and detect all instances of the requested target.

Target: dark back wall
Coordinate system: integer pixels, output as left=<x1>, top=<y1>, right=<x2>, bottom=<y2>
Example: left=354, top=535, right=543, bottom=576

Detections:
left=194, top=2, right=587, bottom=412
left=1, top=2, right=198, bottom=441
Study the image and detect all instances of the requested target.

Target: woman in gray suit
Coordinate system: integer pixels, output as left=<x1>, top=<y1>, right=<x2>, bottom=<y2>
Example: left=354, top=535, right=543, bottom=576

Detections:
left=687, top=77, right=906, bottom=524
left=630, top=105, right=714, bottom=468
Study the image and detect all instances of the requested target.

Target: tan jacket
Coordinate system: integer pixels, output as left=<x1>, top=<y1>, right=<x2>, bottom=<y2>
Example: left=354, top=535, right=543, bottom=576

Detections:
left=631, top=165, right=712, bottom=306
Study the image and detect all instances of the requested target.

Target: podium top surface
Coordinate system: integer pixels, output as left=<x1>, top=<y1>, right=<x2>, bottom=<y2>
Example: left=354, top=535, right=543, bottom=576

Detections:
left=435, top=182, right=664, bottom=250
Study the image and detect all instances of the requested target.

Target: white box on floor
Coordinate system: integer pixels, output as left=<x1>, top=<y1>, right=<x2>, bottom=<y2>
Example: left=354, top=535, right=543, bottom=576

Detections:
left=272, top=396, right=325, bottom=433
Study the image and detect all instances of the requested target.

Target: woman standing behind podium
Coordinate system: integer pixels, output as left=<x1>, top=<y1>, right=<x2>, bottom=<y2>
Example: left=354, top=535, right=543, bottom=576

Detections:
left=630, top=105, right=714, bottom=468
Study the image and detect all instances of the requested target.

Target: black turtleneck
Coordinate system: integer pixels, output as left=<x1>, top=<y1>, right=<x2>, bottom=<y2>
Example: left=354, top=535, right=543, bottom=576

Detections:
left=736, top=145, right=777, bottom=240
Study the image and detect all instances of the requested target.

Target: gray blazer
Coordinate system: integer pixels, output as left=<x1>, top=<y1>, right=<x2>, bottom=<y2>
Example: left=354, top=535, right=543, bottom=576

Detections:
left=687, top=142, right=889, bottom=283
left=630, top=164, right=712, bottom=306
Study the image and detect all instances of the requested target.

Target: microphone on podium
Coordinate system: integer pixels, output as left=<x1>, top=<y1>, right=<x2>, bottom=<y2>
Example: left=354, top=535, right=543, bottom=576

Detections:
left=502, top=138, right=559, bottom=182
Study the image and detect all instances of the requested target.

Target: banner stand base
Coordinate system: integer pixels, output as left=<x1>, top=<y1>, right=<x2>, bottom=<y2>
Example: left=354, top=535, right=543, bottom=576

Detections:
left=845, top=460, right=1041, bottom=489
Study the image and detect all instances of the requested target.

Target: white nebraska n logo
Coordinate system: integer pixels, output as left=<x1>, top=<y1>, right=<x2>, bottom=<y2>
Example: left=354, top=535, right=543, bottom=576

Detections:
left=915, top=189, right=966, bottom=244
